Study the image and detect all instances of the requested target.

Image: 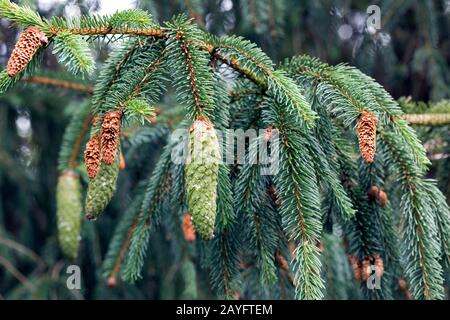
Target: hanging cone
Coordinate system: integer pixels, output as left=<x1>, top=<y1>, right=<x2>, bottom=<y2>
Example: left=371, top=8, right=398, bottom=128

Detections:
left=101, top=110, right=122, bottom=165
left=275, top=251, right=289, bottom=271
left=106, top=276, right=118, bottom=288
left=357, top=111, right=377, bottom=163
left=368, top=186, right=389, bottom=208
left=181, top=212, right=196, bottom=242
left=56, top=170, right=83, bottom=260
left=185, top=116, right=220, bottom=240
left=348, top=255, right=362, bottom=281
left=84, top=134, right=101, bottom=179
left=361, top=256, right=372, bottom=281
left=7, top=26, right=48, bottom=77
left=361, top=255, right=384, bottom=281
left=85, top=148, right=120, bottom=220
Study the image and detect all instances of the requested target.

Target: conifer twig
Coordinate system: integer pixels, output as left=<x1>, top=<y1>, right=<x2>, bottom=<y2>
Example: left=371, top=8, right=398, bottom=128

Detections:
left=108, top=216, right=140, bottom=280
left=0, top=237, right=45, bottom=273
left=45, top=26, right=268, bottom=89
left=402, top=113, right=450, bottom=126
left=48, top=27, right=166, bottom=38
left=0, top=256, right=35, bottom=289
left=22, top=75, right=94, bottom=94
left=206, top=44, right=267, bottom=88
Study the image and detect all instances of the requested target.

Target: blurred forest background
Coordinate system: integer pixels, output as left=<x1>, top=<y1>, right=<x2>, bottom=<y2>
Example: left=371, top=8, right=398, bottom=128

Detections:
left=0, top=0, right=449, bottom=299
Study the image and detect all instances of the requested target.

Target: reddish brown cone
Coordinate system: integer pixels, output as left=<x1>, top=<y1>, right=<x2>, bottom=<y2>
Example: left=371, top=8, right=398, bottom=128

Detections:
left=181, top=212, right=196, bottom=242
left=101, top=110, right=122, bottom=165
left=275, top=251, right=289, bottom=271
left=119, top=149, right=126, bottom=170
left=374, top=255, right=384, bottom=278
left=106, top=276, right=117, bottom=288
left=7, top=27, right=48, bottom=77
left=368, top=186, right=389, bottom=208
left=348, top=255, right=362, bottom=281
left=361, top=255, right=384, bottom=281
left=84, top=134, right=101, bottom=179
left=357, top=111, right=377, bottom=163
left=361, top=257, right=372, bottom=281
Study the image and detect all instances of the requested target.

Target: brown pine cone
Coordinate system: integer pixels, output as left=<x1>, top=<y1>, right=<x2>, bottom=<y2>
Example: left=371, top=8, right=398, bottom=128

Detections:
left=106, top=276, right=118, bottom=288
left=7, top=26, right=48, bottom=77
left=368, top=186, right=389, bottom=208
left=275, top=251, right=289, bottom=271
left=348, top=255, right=362, bottom=281
left=357, top=111, right=377, bottom=163
left=101, top=110, right=122, bottom=165
left=84, top=134, right=101, bottom=179
left=361, top=256, right=372, bottom=281
left=181, top=212, right=196, bottom=242
left=374, top=254, right=384, bottom=278
left=361, top=255, right=384, bottom=281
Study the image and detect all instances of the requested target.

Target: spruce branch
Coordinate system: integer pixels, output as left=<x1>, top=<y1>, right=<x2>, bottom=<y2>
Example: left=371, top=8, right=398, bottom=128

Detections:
left=109, top=216, right=140, bottom=281
left=165, top=15, right=215, bottom=119
left=207, top=229, right=240, bottom=299
left=380, top=130, right=445, bottom=299
left=235, top=139, right=279, bottom=285
left=90, top=40, right=142, bottom=114
left=47, top=26, right=165, bottom=38
left=22, top=75, right=94, bottom=94
left=121, top=144, right=173, bottom=282
left=92, top=40, right=167, bottom=120
left=0, top=0, right=44, bottom=28
left=283, top=55, right=430, bottom=170
left=102, top=193, right=144, bottom=280
left=2, top=1, right=449, bottom=301
left=52, top=32, right=95, bottom=75
left=402, top=113, right=450, bottom=126
left=265, top=101, right=325, bottom=299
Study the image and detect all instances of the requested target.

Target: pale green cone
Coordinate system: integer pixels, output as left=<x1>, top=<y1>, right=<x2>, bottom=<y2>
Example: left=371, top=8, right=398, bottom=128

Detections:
left=57, top=170, right=83, bottom=260
left=185, top=118, right=220, bottom=240
left=85, top=149, right=120, bottom=220
left=180, top=259, right=198, bottom=299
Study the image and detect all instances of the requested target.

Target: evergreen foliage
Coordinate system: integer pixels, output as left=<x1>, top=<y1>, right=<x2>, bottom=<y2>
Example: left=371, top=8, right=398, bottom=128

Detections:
left=0, top=0, right=449, bottom=300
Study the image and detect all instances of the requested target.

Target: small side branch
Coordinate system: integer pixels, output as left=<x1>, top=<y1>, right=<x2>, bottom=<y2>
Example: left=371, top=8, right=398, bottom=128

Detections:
left=402, top=113, right=450, bottom=126
left=22, top=75, right=93, bottom=94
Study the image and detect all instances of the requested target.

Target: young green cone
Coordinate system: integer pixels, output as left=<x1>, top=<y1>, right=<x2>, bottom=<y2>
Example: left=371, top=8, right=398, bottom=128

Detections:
left=185, top=117, right=220, bottom=240
left=85, top=149, right=120, bottom=220
left=57, top=170, right=82, bottom=260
